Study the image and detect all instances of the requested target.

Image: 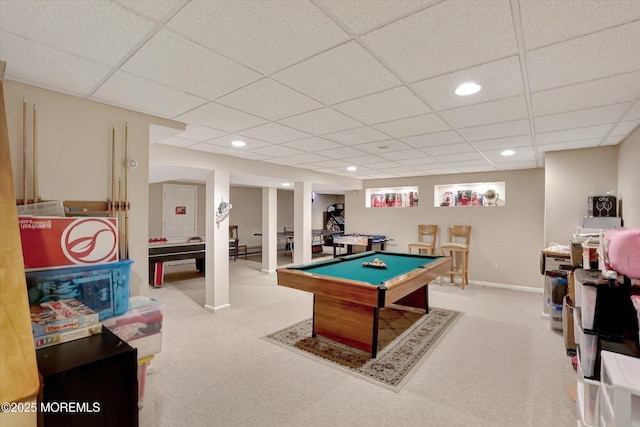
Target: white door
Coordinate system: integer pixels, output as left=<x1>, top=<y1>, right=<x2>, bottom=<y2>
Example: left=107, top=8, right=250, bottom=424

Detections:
left=163, top=184, right=197, bottom=238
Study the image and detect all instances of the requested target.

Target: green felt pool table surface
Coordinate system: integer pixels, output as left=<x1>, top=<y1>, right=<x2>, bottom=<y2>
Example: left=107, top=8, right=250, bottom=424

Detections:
left=292, top=251, right=441, bottom=285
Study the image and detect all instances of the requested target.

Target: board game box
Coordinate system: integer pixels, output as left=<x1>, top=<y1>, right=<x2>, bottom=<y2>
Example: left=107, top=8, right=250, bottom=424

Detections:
left=31, top=298, right=100, bottom=338
left=34, top=323, right=103, bottom=349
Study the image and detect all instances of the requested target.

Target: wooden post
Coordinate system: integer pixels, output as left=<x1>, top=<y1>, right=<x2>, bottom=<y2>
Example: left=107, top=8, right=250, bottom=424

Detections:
left=110, top=125, right=115, bottom=217
left=124, top=123, right=129, bottom=259
left=22, top=98, right=27, bottom=204
left=32, top=104, right=38, bottom=203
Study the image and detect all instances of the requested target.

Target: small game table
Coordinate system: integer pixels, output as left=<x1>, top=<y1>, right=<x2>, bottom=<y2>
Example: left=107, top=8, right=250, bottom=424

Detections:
left=332, top=234, right=390, bottom=257
left=148, top=240, right=205, bottom=287
left=277, top=251, right=451, bottom=357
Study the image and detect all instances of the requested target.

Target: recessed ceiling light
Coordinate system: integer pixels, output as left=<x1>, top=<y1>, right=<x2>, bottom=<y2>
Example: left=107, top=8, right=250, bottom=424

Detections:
left=455, top=82, right=481, bottom=96
left=282, top=183, right=291, bottom=187
left=347, top=166, right=357, bottom=172
left=231, top=140, right=246, bottom=147
left=501, top=149, right=515, bottom=156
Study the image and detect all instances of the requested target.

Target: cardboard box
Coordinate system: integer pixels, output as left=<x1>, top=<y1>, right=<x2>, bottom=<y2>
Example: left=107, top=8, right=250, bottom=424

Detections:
left=588, top=195, right=617, bottom=217
left=563, top=295, right=576, bottom=355
left=19, top=216, right=118, bottom=270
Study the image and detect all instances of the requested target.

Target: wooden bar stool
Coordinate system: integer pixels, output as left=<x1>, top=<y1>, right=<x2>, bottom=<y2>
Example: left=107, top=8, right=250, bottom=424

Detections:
left=439, top=225, right=471, bottom=289
left=408, top=225, right=438, bottom=255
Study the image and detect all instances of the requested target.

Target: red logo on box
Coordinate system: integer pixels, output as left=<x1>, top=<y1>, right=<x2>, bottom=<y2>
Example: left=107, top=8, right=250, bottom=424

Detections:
left=19, top=217, right=118, bottom=270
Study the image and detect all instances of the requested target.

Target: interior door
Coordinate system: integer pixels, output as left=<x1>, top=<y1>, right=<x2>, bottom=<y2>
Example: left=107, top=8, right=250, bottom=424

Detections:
left=162, top=184, right=197, bottom=238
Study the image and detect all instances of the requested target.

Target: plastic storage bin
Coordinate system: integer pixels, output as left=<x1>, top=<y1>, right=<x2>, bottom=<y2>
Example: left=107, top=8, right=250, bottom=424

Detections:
left=600, top=350, right=640, bottom=427
left=26, top=260, right=133, bottom=321
left=16, top=200, right=65, bottom=217
left=577, top=348, right=601, bottom=427
left=549, top=303, right=563, bottom=331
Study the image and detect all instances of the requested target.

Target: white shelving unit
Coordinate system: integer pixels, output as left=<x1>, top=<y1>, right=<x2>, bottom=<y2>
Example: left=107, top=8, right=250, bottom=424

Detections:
left=600, top=351, right=640, bottom=426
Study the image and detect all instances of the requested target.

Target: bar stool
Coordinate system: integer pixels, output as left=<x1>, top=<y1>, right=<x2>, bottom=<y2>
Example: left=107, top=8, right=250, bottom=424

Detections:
left=439, top=225, right=471, bottom=289
left=408, top=225, right=438, bottom=255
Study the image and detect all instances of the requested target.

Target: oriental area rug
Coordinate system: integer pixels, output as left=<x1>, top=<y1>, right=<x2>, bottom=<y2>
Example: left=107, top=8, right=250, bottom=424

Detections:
left=262, top=306, right=463, bottom=392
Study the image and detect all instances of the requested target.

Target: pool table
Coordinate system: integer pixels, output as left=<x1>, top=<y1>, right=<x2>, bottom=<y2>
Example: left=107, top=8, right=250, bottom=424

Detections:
left=277, top=251, right=451, bottom=357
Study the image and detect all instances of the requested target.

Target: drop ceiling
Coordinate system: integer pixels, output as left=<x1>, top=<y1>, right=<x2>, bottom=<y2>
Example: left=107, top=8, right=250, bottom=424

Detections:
left=1, top=0, right=639, bottom=188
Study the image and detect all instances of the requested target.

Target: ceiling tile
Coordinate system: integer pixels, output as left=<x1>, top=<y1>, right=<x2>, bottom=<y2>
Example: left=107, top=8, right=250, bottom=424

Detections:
left=91, top=71, right=206, bottom=117
left=456, top=164, right=498, bottom=173
left=239, top=123, right=311, bottom=144
left=204, top=135, right=272, bottom=150
left=264, top=153, right=332, bottom=166
left=602, top=135, right=626, bottom=146
left=362, top=161, right=402, bottom=170
left=536, top=139, right=603, bottom=153
left=1, top=31, right=111, bottom=96
left=333, top=86, right=430, bottom=124
left=250, top=144, right=305, bottom=158
left=481, top=147, right=536, bottom=164
left=520, top=0, right=640, bottom=50
left=527, top=21, right=640, bottom=92
left=536, top=124, right=613, bottom=145
left=421, top=143, right=476, bottom=156
left=378, top=149, right=428, bottom=161
left=281, top=137, right=344, bottom=152
left=117, top=0, right=182, bottom=22
left=167, top=0, right=349, bottom=74
left=309, top=159, right=352, bottom=168
left=534, top=103, right=632, bottom=134
left=610, top=120, right=640, bottom=136
left=397, top=156, right=439, bottom=167
left=0, top=1, right=155, bottom=66
left=401, top=130, right=465, bottom=148
left=323, top=126, right=389, bottom=145
left=354, top=139, right=412, bottom=154
left=273, top=41, right=401, bottom=104
left=279, top=108, right=361, bottom=135
left=496, top=161, right=539, bottom=171
left=217, top=78, right=322, bottom=121
left=176, top=102, right=267, bottom=133
left=373, top=113, right=450, bottom=138
left=189, top=143, right=272, bottom=161
left=360, top=0, right=517, bottom=82
left=623, top=101, right=640, bottom=121
left=435, top=152, right=484, bottom=163
left=412, top=56, right=525, bottom=111
left=440, top=96, right=529, bottom=129
left=470, top=135, right=533, bottom=151
left=343, top=155, right=388, bottom=165
left=177, top=124, right=227, bottom=142
left=531, top=71, right=640, bottom=117
left=458, top=119, right=531, bottom=142
left=317, top=0, right=437, bottom=34
left=122, top=29, right=261, bottom=100
left=315, top=146, right=368, bottom=159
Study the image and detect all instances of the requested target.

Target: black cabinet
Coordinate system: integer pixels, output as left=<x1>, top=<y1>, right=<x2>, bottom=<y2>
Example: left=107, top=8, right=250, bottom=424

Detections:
left=36, top=328, right=138, bottom=427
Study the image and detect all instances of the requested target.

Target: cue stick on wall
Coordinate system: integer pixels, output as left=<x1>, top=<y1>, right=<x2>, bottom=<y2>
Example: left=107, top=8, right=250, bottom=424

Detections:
left=124, top=122, right=129, bottom=259
left=22, top=98, right=27, bottom=204
left=118, top=177, right=122, bottom=258
left=32, top=104, right=38, bottom=203
left=111, top=125, right=115, bottom=217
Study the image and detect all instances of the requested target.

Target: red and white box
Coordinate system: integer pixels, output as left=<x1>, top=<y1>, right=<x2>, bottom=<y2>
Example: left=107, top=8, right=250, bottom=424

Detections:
left=19, top=216, right=118, bottom=270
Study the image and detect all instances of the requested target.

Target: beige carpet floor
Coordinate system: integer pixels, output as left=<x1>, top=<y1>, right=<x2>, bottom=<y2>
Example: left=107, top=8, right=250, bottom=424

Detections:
left=139, top=259, right=578, bottom=427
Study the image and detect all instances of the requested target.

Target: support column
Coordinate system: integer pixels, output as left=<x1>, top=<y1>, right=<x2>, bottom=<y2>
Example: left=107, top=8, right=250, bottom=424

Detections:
left=293, top=181, right=312, bottom=265
left=204, top=170, right=231, bottom=313
left=261, top=187, right=277, bottom=273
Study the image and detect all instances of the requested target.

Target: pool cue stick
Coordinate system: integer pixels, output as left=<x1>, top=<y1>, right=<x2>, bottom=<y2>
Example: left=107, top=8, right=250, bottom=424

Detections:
left=110, top=125, right=115, bottom=217
left=124, top=122, right=129, bottom=259
left=22, top=98, right=27, bottom=204
left=118, top=177, right=123, bottom=258
left=32, top=104, right=38, bottom=203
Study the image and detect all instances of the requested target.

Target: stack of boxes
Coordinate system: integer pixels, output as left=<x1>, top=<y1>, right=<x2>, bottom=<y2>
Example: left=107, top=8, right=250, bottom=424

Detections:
left=18, top=201, right=164, bottom=407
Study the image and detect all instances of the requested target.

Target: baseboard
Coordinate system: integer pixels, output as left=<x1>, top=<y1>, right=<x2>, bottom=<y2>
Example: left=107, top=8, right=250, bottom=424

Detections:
left=204, top=303, right=231, bottom=313
left=437, top=278, right=543, bottom=294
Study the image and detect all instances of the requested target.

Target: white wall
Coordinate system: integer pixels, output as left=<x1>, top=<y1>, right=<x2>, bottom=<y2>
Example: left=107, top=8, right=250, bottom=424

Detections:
left=618, top=126, right=640, bottom=227
left=5, top=80, right=183, bottom=296
left=544, top=146, right=618, bottom=245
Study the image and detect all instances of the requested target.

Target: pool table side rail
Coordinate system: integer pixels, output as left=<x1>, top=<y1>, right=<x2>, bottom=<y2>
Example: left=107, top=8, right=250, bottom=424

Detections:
left=277, top=269, right=381, bottom=307
left=383, top=257, right=452, bottom=305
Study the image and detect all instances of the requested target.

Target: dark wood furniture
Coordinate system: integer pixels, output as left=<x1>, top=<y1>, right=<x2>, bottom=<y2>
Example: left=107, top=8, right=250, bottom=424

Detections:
left=36, top=328, right=138, bottom=427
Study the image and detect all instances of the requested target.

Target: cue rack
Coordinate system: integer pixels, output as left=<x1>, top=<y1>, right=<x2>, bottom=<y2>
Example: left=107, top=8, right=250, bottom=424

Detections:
left=15, top=99, right=132, bottom=259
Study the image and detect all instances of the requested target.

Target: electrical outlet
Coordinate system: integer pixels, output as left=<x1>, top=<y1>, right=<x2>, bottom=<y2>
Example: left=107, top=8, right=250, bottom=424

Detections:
left=492, top=263, right=498, bottom=271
